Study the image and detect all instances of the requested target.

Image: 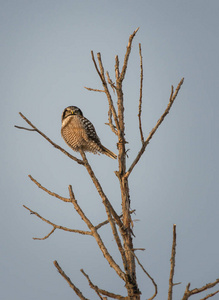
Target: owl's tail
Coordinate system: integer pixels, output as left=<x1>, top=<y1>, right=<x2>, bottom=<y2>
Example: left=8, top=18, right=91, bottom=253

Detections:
left=102, top=146, right=117, bottom=159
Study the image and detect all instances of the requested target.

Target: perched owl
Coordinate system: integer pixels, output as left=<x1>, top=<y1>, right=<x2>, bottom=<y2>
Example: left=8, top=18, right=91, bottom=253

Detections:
left=61, top=106, right=117, bottom=159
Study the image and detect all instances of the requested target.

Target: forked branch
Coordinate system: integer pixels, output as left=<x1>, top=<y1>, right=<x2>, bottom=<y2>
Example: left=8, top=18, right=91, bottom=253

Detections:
left=78, top=150, right=128, bottom=273
left=182, top=279, right=219, bottom=300
left=80, top=269, right=104, bottom=299
left=124, top=242, right=157, bottom=300
left=81, top=269, right=128, bottom=300
left=90, top=51, right=120, bottom=133
left=69, top=184, right=126, bottom=282
left=28, top=175, right=70, bottom=202
left=125, top=77, right=184, bottom=178
left=23, top=205, right=91, bottom=239
left=79, top=149, right=126, bottom=235
left=95, top=210, right=135, bottom=230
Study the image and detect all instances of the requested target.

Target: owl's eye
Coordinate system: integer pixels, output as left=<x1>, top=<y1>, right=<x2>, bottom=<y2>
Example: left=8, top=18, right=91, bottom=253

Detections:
left=73, top=110, right=80, bottom=115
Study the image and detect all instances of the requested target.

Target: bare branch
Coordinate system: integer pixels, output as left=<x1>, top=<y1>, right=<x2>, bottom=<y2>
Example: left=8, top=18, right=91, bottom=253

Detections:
left=130, top=250, right=157, bottom=300
left=106, top=71, right=116, bottom=93
left=69, top=185, right=126, bottom=281
left=78, top=150, right=129, bottom=275
left=33, top=227, right=56, bottom=240
left=81, top=269, right=128, bottom=300
left=14, top=125, right=35, bottom=131
left=95, top=219, right=110, bottom=230
left=15, top=112, right=84, bottom=165
left=168, top=224, right=177, bottom=300
left=97, top=52, right=120, bottom=131
left=78, top=150, right=126, bottom=234
left=113, top=30, right=142, bottom=295
left=182, top=279, right=219, bottom=300
left=115, top=55, right=120, bottom=80
left=98, top=290, right=128, bottom=300
left=138, top=43, right=144, bottom=144
left=91, top=50, right=105, bottom=83
left=53, top=261, right=89, bottom=300
left=189, top=279, right=219, bottom=296
left=200, top=290, right=219, bottom=300
left=68, top=185, right=95, bottom=229
left=84, top=87, right=105, bottom=92
left=23, top=205, right=92, bottom=238
left=80, top=269, right=104, bottom=300
left=91, top=51, right=120, bottom=132
left=28, top=175, right=70, bottom=202
left=95, top=210, right=136, bottom=230
left=132, top=248, right=145, bottom=251
left=125, top=78, right=184, bottom=178
left=123, top=241, right=157, bottom=300
left=107, top=105, right=118, bottom=135
left=119, top=27, right=139, bottom=82
left=104, top=70, right=118, bottom=135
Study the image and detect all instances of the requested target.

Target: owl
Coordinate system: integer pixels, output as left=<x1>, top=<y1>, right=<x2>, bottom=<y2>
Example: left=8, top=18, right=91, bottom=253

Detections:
left=61, top=106, right=117, bottom=159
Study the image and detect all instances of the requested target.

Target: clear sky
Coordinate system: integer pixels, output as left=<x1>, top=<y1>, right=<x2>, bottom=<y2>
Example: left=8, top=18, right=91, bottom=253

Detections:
left=1, top=1, right=219, bottom=299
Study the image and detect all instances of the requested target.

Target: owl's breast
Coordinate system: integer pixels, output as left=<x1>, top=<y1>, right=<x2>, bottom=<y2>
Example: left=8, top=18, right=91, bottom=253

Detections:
left=61, top=116, right=87, bottom=150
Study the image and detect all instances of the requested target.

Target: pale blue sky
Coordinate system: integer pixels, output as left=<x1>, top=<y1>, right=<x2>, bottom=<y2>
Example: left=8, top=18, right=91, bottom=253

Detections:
left=1, top=1, right=219, bottom=299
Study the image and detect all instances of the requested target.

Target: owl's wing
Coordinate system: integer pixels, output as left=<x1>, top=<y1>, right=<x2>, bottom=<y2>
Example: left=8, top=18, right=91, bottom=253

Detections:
left=79, top=116, right=101, bottom=144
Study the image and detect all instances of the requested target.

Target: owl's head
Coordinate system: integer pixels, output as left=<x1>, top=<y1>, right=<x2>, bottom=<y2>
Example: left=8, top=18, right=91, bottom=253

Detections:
left=62, top=106, right=83, bottom=121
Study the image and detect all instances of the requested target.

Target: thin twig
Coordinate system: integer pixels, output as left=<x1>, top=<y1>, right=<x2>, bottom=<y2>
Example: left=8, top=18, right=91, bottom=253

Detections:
left=15, top=112, right=84, bottom=165
left=189, top=280, right=219, bottom=295
left=97, top=290, right=128, bottom=300
left=14, top=125, right=35, bottom=131
left=33, top=227, right=56, bottom=240
left=105, top=70, right=118, bottom=135
left=182, top=279, right=219, bottom=300
left=91, top=50, right=105, bottom=83
left=53, top=261, right=89, bottom=300
left=91, top=51, right=120, bottom=132
left=23, top=205, right=92, bottom=238
left=168, top=224, right=177, bottom=300
left=95, top=210, right=136, bottom=230
left=106, top=71, right=116, bottom=93
left=200, top=290, right=219, bottom=300
left=115, top=55, right=120, bottom=80
left=80, top=269, right=104, bottom=300
left=132, top=253, right=157, bottom=300
left=119, top=27, right=139, bottom=82
left=97, top=52, right=120, bottom=129
left=132, top=248, right=145, bottom=251
left=28, top=175, right=70, bottom=202
left=138, top=43, right=144, bottom=144
left=84, top=87, right=105, bottom=92
left=107, top=106, right=118, bottom=135
left=125, top=78, right=184, bottom=178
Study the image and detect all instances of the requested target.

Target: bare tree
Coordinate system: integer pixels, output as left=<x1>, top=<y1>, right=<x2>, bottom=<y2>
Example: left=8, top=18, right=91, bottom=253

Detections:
left=15, top=28, right=219, bottom=300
